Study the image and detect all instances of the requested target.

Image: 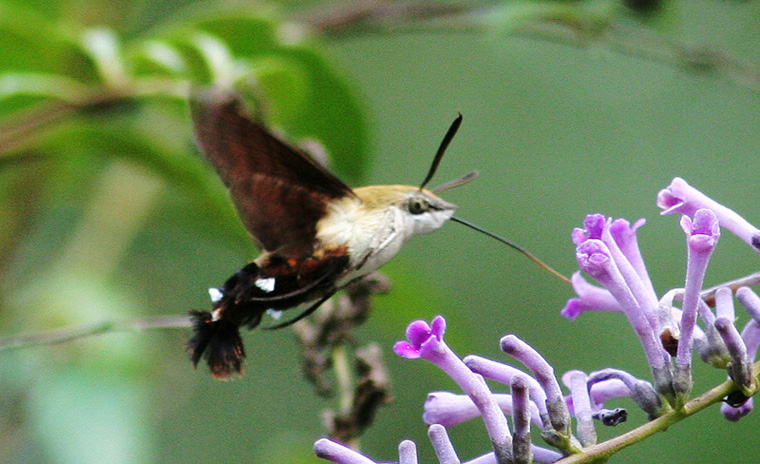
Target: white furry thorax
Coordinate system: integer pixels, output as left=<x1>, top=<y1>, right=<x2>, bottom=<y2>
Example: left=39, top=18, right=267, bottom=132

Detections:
left=315, top=185, right=456, bottom=282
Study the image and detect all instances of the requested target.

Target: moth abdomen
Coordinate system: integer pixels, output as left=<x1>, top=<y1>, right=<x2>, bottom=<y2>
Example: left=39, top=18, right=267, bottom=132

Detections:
left=188, top=310, right=246, bottom=379
left=189, top=250, right=351, bottom=377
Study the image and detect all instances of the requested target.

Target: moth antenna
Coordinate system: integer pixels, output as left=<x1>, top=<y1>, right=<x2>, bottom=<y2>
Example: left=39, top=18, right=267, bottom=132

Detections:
left=432, top=170, right=480, bottom=194
left=450, top=216, right=571, bottom=284
left=419, top=113, right=464, bottom=191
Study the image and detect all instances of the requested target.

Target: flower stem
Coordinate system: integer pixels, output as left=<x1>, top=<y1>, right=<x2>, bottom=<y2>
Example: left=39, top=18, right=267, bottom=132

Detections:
left=333, top=343, right=354, bottom=414
left=555, top=361, right=760, bottom=464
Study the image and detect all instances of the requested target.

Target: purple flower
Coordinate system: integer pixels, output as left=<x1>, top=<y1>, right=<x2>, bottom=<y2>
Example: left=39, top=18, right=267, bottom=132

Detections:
left=572, top=213, right=606, bottom=244
left=510, top=375, right=533, bottom=464
left=585, top=368, right=665, bottom=419
left=464, top=355, right=550, bottom=428
left=423, top=391, right=543, bottom=429
left=714, top=317, right=753, bottom=392
left=394, top=316, right=447, bottom=360
left=428, top=424, right=459, bottom=464
left=316, top=179, right=760, bottom=464
left=573, top=215, right=653, bottom=294
left=658, top=177, right=760, bottom=254
left=737, top=286, right=760, bottom=323
left=740, top=308, right=760, bottom=364
left=564, top=370, right=596, bottom=446
left=561, top=272, right=623, bottom=320
left=721, top=397, right=754, bottom=422
left=314, top=438, right=376, bottom=464
left=674, top=209, right=720, bottom=401
left=715, top=287, right=735, bottom=321
left=565, top=377, right=630, bottom=415
left=601, top=219, right=661, bottom=334
left=720, top=294, right=760, bottom=421
left=395, top=316, right=513, bottom=463
left=424, top=391, right=483, bottom=428
left=501, top=335, right=574, bottom=447
left=608, top=218, right=657, bottom=297
left=723, top=319, right=759, bottom=422
left=575, top=234, right=671, bottom=390
left=574, top=216, right=661, bottom=333
left=315, top=434, right=564, bottom=464
left=399, top=440, right=418, bottom=464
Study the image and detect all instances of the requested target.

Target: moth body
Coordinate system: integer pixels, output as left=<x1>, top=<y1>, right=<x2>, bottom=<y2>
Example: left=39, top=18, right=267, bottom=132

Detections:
left=187, top=89, right=459, bottom=378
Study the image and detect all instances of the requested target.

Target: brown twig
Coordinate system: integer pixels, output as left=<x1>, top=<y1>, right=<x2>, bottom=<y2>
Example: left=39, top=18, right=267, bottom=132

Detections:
left=292, top=273, right=393, bottom=444
left=0, top=315, right=191, bottom=351
left=294, top=0, right=472, bottom=35
left=324, top=343, right=393, bottom=444
left=293, top=273, right=392, bottom=396
left=295, top=1, right=760, bottom=92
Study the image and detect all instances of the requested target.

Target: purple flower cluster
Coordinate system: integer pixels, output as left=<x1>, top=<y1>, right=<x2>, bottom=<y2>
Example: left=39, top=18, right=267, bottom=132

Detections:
left=317, top=316, right=565, bottom=464
left=566, top=178, right=760, bottom=412
left=315, top=178, right=760, bottom=463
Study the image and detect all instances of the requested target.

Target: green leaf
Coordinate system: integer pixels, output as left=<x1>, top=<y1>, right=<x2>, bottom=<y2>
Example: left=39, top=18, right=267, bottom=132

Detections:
left=0, top=73, right=90, bottom=102
left=193, top=14, right=281, bottom=57
left=264, top=45, right=369, bottom=184
left=170, top=13, right=371, bottom=183
left=129, top=40, right=189, bottom=77
left=0, top=3, right=100, bottom=81
left=53, top=100, right=248, bottom=249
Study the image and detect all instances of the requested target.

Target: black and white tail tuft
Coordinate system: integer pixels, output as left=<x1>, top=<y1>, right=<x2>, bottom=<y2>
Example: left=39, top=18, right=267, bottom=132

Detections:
left=188, top=310, right=246, bottom=379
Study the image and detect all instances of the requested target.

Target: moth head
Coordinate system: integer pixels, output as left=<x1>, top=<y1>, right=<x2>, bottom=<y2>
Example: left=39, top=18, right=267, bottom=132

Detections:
left=353, top=185, right=457, bottom=236
left=402, top=187, right=457, bottom=235
left=400, top=112, right=471, bottom=235
left=355, top=113, right=472, bottom=236
left=322, top=114, right=472, bottom=248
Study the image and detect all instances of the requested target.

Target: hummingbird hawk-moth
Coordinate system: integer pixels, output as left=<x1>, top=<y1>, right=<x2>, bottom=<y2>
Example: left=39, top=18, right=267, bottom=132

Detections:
left=187, top=88, right=567, bottom=379
left=187, top=89, right=467, bottom=379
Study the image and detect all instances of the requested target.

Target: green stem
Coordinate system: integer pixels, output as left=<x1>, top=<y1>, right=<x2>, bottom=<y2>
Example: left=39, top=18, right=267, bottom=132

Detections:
left=556, top=362, right=759, bottom=464
left=332, top=343, right=354, bottom=414
left=331, top=342, right=361, bottom=449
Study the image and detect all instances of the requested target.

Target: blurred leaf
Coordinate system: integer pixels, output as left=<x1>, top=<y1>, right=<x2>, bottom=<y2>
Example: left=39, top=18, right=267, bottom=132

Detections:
left=482, top=1, right=614, bottom=37
left=31, top=102, right=250, bottom=250
left=193, top=14, right=281, bottom=57
left=150, top=33, right=216, bottom=84
left=190, top=13, right=370, bottom=183
left=261, top=45, right=370, bottom=184
left=28, top=368, right=154, bottom=464
left=130, top=40, right=189, bottom=77
left=80, top=27, right=130, bottom=85
left=0, top=4, right=369, bottom=464
left=0, top=2, right=101, bottom=81
left=0, top=154, right=46, bottom=279
left=0, top=3, right=68, bottom=71
left=1, top=5, right=371, bottom=182
left=0, top=73, right=90, bottom=102
left=250, top=54, right=311, bottom=121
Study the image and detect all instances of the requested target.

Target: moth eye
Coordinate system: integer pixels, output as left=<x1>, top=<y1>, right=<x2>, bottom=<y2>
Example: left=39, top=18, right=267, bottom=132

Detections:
left=408, top=196, right=430, bottom=215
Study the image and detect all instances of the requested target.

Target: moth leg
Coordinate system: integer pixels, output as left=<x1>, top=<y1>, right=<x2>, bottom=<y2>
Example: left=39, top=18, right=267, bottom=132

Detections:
left=261, top=290, right=336, bottom=330
left=242, top=267, right=336, bottom=304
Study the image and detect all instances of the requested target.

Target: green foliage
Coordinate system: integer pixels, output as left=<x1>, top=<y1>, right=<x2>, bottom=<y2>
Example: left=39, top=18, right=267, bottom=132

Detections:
left=3, top=1, right=760, bottom=464
left=0, top=2, right=368, bottom=463
left=0, top=0, right=371, bottom=312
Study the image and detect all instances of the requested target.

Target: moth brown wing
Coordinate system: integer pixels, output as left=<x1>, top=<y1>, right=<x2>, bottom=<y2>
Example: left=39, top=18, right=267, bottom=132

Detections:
left=190, top=89, right=354, bottom=258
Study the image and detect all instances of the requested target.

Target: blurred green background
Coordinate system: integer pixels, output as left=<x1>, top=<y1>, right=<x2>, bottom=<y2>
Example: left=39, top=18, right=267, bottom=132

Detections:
left=1, top=1, right=760, bottom=463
